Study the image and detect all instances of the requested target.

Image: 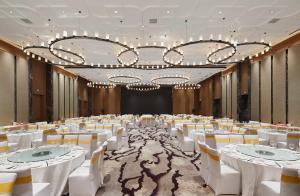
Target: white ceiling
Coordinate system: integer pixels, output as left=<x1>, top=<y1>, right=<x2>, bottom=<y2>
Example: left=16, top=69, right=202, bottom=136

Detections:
left=0, top=0, right=300, bottom=82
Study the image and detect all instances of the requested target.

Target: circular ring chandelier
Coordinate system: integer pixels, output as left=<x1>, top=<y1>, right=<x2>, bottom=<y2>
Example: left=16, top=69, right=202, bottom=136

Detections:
left=126, top=83, right=160, bottom=91
left=163, top=38, right=236, bottom=66
left=87, top=82, right=116, bottom=89
left=207, top=41, right=271, bottom=64
left=174, top=83, right=201, bottom=90
left=108, top=74, right=142, bottom=84
left=117, top=45, right=183, bottom=69
left=151, top=75, right=190, bottom=85
left=48, top=32, right=138, bottom=67
left=23, top=45, right=85, bottom=65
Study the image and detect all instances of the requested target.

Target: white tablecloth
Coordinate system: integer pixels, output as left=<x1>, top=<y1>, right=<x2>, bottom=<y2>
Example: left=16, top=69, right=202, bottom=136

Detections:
left=0, top=145, right=85, bottom=196
left=258, top=129, right=287, bottom=144
left=221, top=144, right=300, bottom=196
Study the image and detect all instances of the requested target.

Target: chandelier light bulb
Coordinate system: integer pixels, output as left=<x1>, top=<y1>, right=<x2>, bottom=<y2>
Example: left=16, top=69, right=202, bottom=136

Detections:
left=105, top=34, right=109, bottom=39
left=72, top=30, right=77, bottom=36
left=94, top=32, right=99, bottom=37
left=63, top=31, right=67, bottom=37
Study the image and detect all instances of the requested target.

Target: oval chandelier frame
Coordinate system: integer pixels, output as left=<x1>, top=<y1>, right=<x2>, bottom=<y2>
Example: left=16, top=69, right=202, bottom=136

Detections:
left=151, top=75, right=190, bottom=85
left=126, top=83, right=160, bottom=91
left=163, top=39, right=236, bottom=66
left=207, top=41, right=271, bottom=64
left=87, top=82, right=116, bottom=89
left=108, top=74, right=142, bottom=84
left=48, top=33, right=138, bottom=67
left=23, top=45, right=85, bottom=65
left=174, top=83, right=201, bottom=90
left=117, top=45, right=183, bottom=69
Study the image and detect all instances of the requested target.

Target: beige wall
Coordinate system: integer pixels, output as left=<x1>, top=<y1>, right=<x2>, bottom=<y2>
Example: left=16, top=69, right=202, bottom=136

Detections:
left=288, top=44, right=300, bottom=126
left=251, top=61, right=260, bottom=121
left=16, top=56, right=29, bottom=122
left=0, top=50, right=15, bottom=125
left=273, top=50, right=286, bottom=124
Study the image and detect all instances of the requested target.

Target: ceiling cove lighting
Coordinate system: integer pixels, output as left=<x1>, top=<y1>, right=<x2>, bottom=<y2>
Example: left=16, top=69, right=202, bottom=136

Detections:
left=108, top=74, right=142, bottom=84
left=126, top=83, right=160, bottom=91
left=163, top=38, right=236, bottom=66
left=87, top=82, right=116, bottom=89
left=151, top=75, right=190, bottom=85
left=207, top=41, right=272, bottom=64
left=23, top=45, right=85, bottom=65
left=48, top=32, right=138, bottom=67
left=117, top=45, right=183, bottom=70
left=174, top=83, right=201, bottom=90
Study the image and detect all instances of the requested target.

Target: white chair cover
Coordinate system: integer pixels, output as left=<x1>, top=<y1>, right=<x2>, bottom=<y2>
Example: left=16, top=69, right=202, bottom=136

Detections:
left=78, top=135, right=92, bottom=158
left=215, top=135, right=230, bottom=151
left=198, top=142, right=208, bottom=183
left=46, top=135, right=62, bottom=145
left=0, top=172, right=17, bottom=196
left=63, top=135, right=78, bottom=146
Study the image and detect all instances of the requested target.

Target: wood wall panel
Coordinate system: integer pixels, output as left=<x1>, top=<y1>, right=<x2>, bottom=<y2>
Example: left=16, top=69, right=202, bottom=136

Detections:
left=251, top=61, right=260, bottom=121
left=78, top=77, right=89, bottom=116
left=240, top=61, right=249, bottom=94
left=173, top=89, right=186, bottom=114
left=70, top=79, right=74, bottom=117
left=31, top=59, right=46, bottom=122
left=0, top=50, right=15, bottom=125
left=16, top=56, right=29, bottom=122
left=64, top=77, right=70, bottom=118
left=226, top=75, right=232, bottom=118
left=107, top=87, right=121, bottom=114
left=273, top=50, right=286, bottom=124
left=221, top=76, right=226, bottom=117
left=52, top=72, right=59, bottom=121
left=288, top=44, right=300, bottom=126
left=73, top=79, right=78, bottom=117
left=214, top=75, right=221, bottom=99
left=260, top=57, right=272, bottom=123
left=200, top=79, right=212, bottom=116
left=232, top=71, right=238, bottom=119
left=59, top=73, right=65, bottom=119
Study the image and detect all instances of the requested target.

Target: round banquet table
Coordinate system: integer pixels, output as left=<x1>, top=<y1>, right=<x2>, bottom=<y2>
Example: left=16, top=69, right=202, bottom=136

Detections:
left=221, top=144, right=300, bottom=196
left=0, top=145, right=85, bottom=196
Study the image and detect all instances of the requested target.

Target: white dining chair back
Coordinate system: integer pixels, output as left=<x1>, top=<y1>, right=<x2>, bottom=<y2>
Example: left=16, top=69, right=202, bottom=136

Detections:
left=229, top=134, right=244, bottom=144
left=78, top=135, right=92, bottom=158
left=215, top=135, right=230, bottom=150
left=286, top=133, right=300, bottom=150
left=198, top=142, right=209, bottom=183
left=46, top=135, right=62, bottom=145
left=244, top=135, right=259, bottom=144
left=280, top=167, right=300, bottom=196
left=0, top=141, right=9, bottom=153
left=205, top=134, right=216, bottom=149
left=0, top=172, right=17, bottom=196
left=63, top=135, right=78, bottom=146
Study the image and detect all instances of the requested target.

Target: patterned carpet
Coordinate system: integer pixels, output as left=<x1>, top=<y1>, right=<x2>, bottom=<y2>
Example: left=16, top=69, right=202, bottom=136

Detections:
left=96, top=126, right=215, bottom=196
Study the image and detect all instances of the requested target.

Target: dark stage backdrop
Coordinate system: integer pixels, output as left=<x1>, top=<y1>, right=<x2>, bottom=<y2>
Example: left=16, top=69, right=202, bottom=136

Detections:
left=121, top=87, right=172, bottom=115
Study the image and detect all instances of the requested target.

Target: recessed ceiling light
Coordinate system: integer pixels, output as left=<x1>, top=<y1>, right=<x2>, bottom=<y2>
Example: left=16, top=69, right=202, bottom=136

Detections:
left=141, top=25, right=145, bottom=28
left=114, top=10, right=118, bottom=14
left=167, top=10, right=170, bottom=14
left=218, top=11, right=222, bottom=14
left=9, top=10, right=13, bottom=14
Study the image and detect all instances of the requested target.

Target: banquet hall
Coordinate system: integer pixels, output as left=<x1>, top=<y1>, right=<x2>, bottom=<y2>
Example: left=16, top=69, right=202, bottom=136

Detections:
left=1, top=0, right=300, bottom=196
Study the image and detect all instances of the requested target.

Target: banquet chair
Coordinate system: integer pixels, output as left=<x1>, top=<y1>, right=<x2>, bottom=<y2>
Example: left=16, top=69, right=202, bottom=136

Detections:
left=81, top=144, right=106, bottom=185
left=0, top=141, right=9, bottom=153
left=85, top=124, right=95, bottom=131
left=32, top=129, right=57, bottom=147
left=46, top=135, right=62, bottom=145
left=215, top=135, right=230, bottom=151
left=0, top=134, right=17, bottom=151
left=0, top=172, right=17, bottom=196
left=12, top=169, right=51, bottom=196
left=176, top=129, right=194, bottom=152
left=207, top=147, right=241, bottom=195
left=198, top=142, right=209, bottom=184
left=78, top=135, right=93, bottom=158
left=231, top=126, right=240, bottom=134
left=277, top=132, right=300, bottom=151
left=107, top=128, right=123, bottom=151
left=69, top=148, right=102, bottom=196
left=259, top=167, right=300, bottom=196
left=243, top=135, right=259, bottom=144
left=229, top=135, right=244, bottom=144
left=63, top=135, right=78, bottom=146
left=204, top=124, right=214, bottom=132
left=103, top=124, right=113, bottom=139
left=195, top=124, right=204, bottom=132
left=205, top=134, right=216, bottom=149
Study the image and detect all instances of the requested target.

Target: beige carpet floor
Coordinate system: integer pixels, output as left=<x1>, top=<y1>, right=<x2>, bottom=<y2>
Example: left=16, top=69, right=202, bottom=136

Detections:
left=96, top=126, right=215, bottom=196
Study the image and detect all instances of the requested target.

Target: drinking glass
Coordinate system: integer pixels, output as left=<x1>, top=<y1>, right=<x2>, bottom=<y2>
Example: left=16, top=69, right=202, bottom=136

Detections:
left=288, top=143, right=295, bottom=151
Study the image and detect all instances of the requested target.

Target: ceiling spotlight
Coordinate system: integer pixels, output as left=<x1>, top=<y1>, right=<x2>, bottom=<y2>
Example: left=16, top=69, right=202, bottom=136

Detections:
left=114, top=10, right=118, bottom=14
left=167, top=10, right=170, bottom=14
